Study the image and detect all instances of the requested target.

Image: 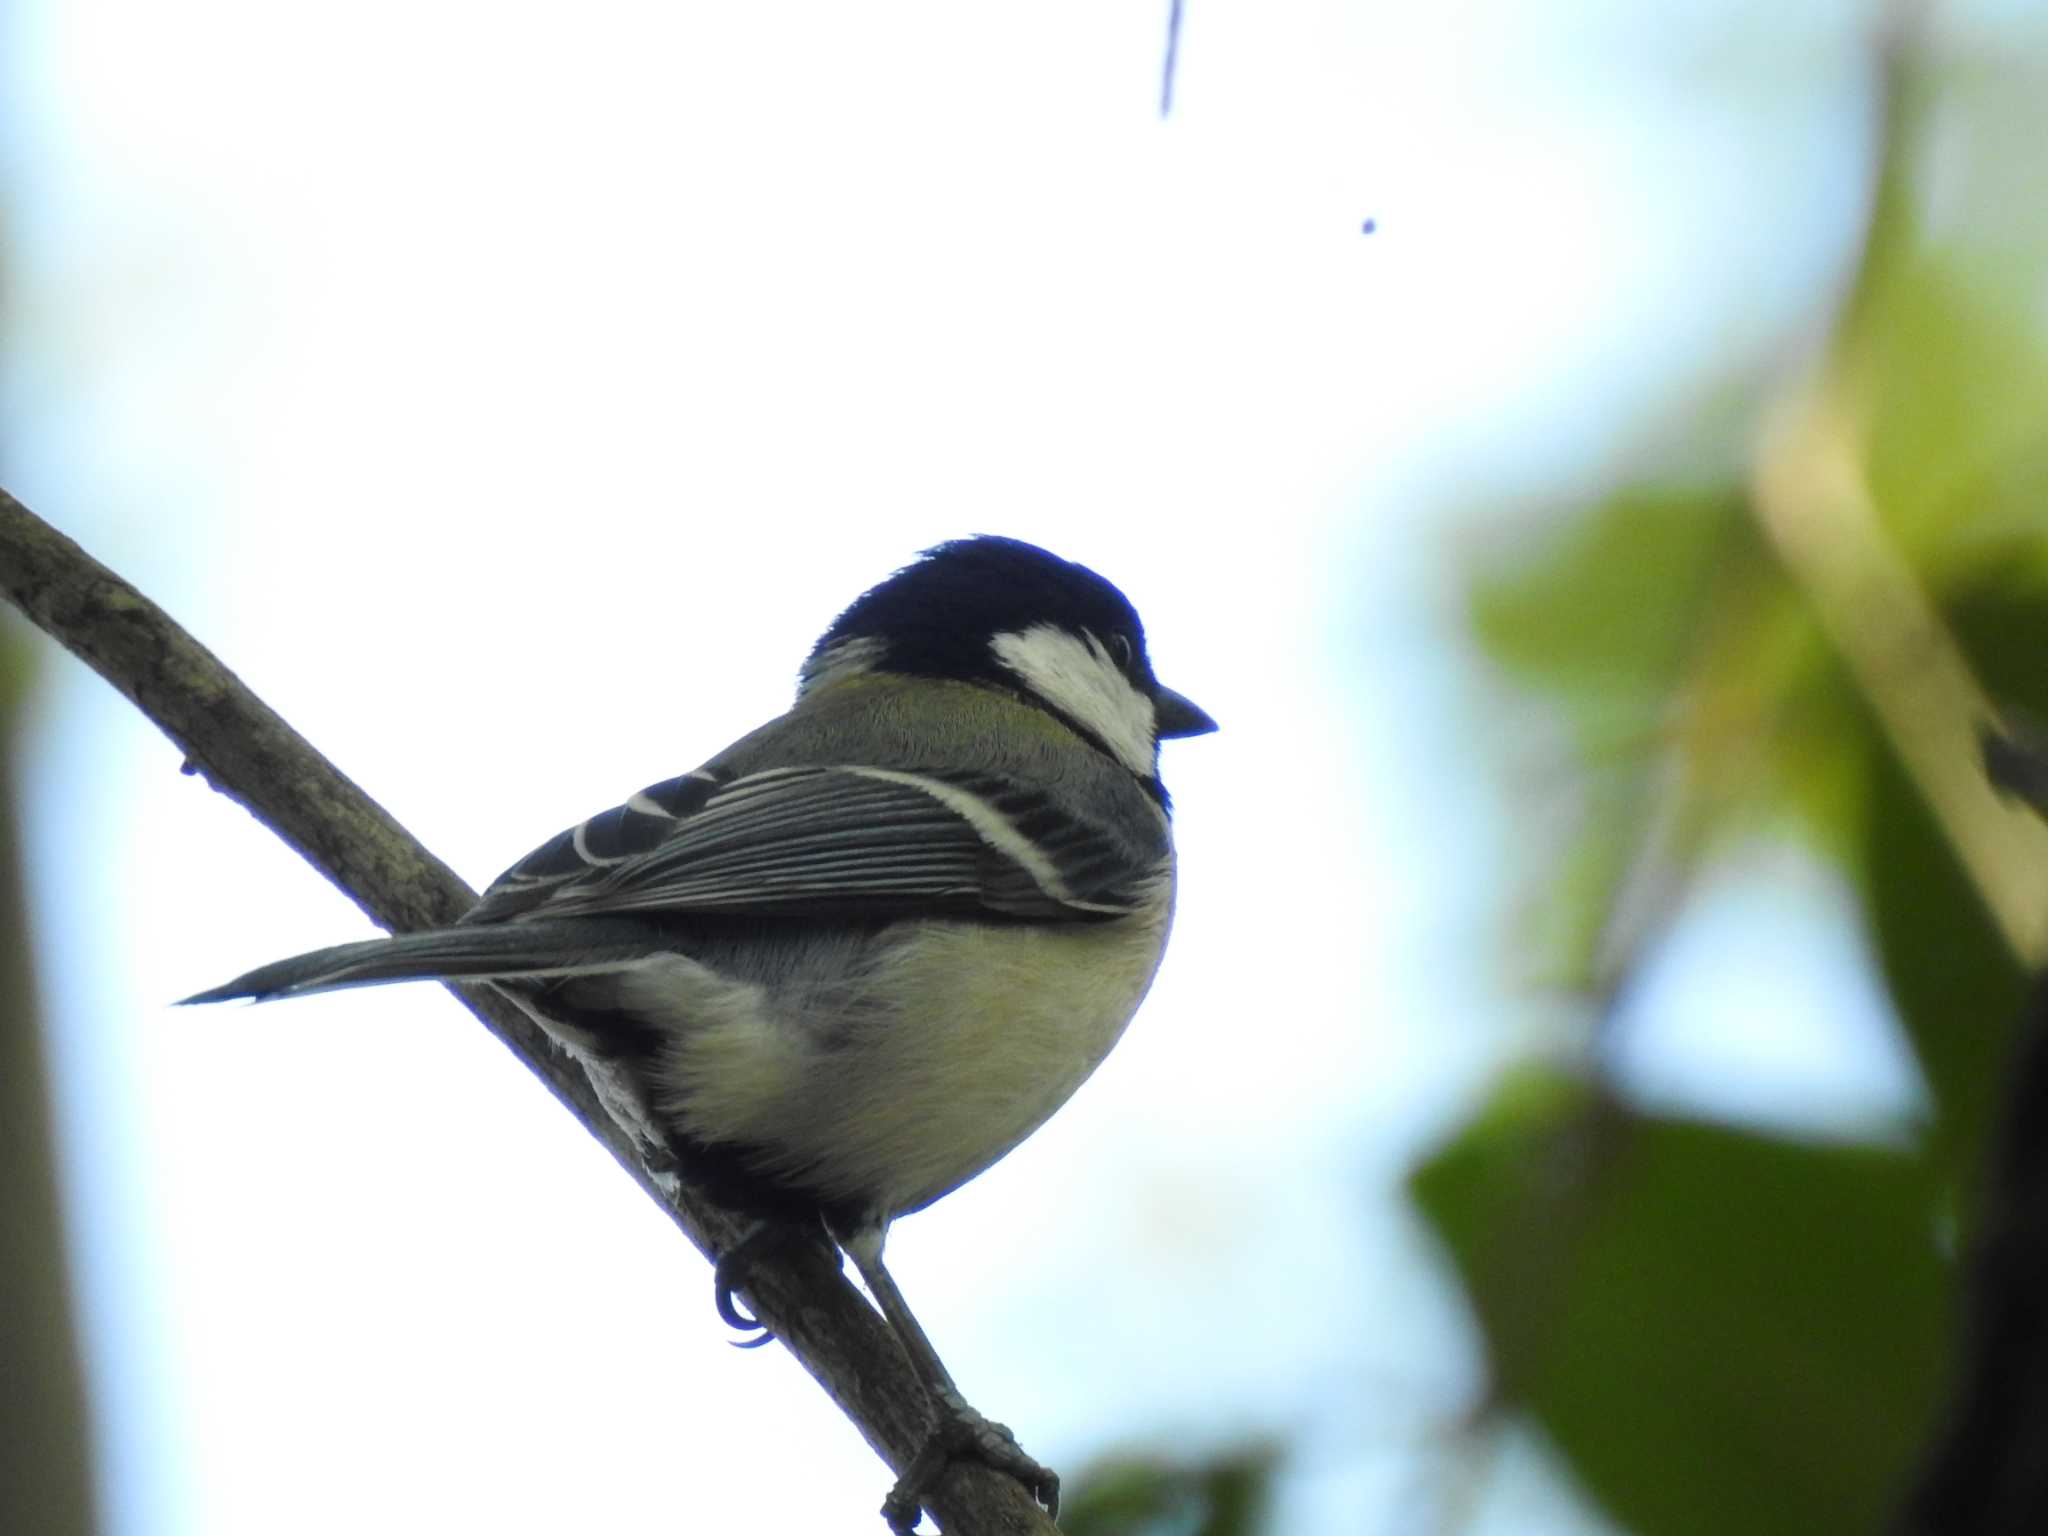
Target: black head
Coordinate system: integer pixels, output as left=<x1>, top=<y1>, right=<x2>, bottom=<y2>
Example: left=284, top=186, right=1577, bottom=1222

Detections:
left=803, top=536, right=1216, bottom=775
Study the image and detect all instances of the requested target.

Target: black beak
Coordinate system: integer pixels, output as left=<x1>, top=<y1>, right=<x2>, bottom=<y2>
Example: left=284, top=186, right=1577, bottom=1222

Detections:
left=1155, top=685, right=1218, bottom=739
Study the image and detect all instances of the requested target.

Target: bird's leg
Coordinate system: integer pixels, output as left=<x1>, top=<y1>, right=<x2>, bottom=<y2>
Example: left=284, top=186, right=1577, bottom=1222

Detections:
left=832, top=1219, right=1060, bottom=1533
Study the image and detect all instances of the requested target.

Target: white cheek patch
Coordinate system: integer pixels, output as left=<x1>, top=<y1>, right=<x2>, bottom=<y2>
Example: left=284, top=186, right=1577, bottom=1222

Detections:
left=990, top=625, right=1158, bottom=776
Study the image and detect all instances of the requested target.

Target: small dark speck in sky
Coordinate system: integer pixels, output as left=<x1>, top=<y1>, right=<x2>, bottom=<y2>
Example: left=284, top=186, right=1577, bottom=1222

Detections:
left=1361, top=218, right=1378, bottom=235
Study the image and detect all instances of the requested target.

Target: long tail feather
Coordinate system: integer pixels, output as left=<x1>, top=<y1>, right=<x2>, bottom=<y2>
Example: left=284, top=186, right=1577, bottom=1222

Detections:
left=179, top=916, right=672, bottom=1005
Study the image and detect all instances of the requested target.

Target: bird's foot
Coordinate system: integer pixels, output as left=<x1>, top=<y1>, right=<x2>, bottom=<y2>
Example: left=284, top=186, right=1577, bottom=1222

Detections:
left=881, top=1387, right=1059, bottom=1534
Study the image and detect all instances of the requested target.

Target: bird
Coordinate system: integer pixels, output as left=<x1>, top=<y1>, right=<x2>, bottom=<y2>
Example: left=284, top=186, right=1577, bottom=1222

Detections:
left=183, top=534, right=1215, bottom=1531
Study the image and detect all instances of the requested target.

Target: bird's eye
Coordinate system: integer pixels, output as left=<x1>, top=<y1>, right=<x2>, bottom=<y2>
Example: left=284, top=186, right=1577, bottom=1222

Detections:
left=1108, top=632, right=1135, bottom=670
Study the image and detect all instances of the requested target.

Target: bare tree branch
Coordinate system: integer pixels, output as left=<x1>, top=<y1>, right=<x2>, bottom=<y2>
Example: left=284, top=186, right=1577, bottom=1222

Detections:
left=0, top=487, right=1056, bottom=1535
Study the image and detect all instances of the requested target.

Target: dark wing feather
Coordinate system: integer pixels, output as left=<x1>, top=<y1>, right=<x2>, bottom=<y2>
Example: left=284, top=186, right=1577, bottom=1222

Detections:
left=467, top=764, right=1160, bottom=927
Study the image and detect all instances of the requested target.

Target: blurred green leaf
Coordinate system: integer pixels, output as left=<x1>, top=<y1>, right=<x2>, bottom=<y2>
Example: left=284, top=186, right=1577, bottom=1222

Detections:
left=1949, top=562, right=2048, bottom=716
left=1848, top=56, right=2048, bottom=559
left=1059, top=1446, right=1277, bottom=1536
left=1470, top=490, right=1874, bottom=983
left=1857, top=256, right=2048, bottom=558
left=1413, top=1075, right=1947, bottom=1536
left=1471, top=491, right=1749, bottom=983
left=1472, top=490, right=1748, bottom=747
left=1861, top=567, right=2048, bottom=1179
left=1858, top=726, right=2011, bottom=1175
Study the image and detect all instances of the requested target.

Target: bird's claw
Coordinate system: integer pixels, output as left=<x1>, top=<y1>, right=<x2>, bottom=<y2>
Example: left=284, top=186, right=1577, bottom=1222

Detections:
left=713, top=1219, right=847, bottom=1348
left=712, top=1226, right=781, bottom=1347
left=880, top=1387, right=1060, bottom=1533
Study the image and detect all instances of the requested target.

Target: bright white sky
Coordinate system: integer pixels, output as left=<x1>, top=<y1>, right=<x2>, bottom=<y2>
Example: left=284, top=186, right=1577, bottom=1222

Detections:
left=6, top=1, right=1984, bottom=1532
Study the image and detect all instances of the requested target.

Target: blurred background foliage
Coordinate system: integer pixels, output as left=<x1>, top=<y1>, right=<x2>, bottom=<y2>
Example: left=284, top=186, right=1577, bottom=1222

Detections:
left=1081, top=12, right=2048, bottom=1535
left=1409, top=22, right=2048, bottom=1536
left=1061, top=1446, right=1278, bottom=1536
left=0, top=622, right=100, bottom=1535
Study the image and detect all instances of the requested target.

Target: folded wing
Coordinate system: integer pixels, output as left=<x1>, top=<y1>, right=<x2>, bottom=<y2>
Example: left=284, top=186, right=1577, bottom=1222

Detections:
left=468, top=764, right=1161, bottom=926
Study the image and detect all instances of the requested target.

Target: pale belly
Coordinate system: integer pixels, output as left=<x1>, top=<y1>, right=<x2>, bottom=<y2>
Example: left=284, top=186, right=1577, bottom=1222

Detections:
left=634, top=891, right=1174, bottom=1220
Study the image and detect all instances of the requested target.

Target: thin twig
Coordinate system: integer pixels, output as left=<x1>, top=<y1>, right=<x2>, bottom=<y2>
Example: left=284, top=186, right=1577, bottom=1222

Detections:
left=1160, top=0, right=1184, bottom=118
left=0, top=488, right=1055, bottom=1535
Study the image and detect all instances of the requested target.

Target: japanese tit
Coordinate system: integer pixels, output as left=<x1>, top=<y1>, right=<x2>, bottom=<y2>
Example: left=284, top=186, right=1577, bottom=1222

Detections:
left=186, top=535, right=1215, bottom=1531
